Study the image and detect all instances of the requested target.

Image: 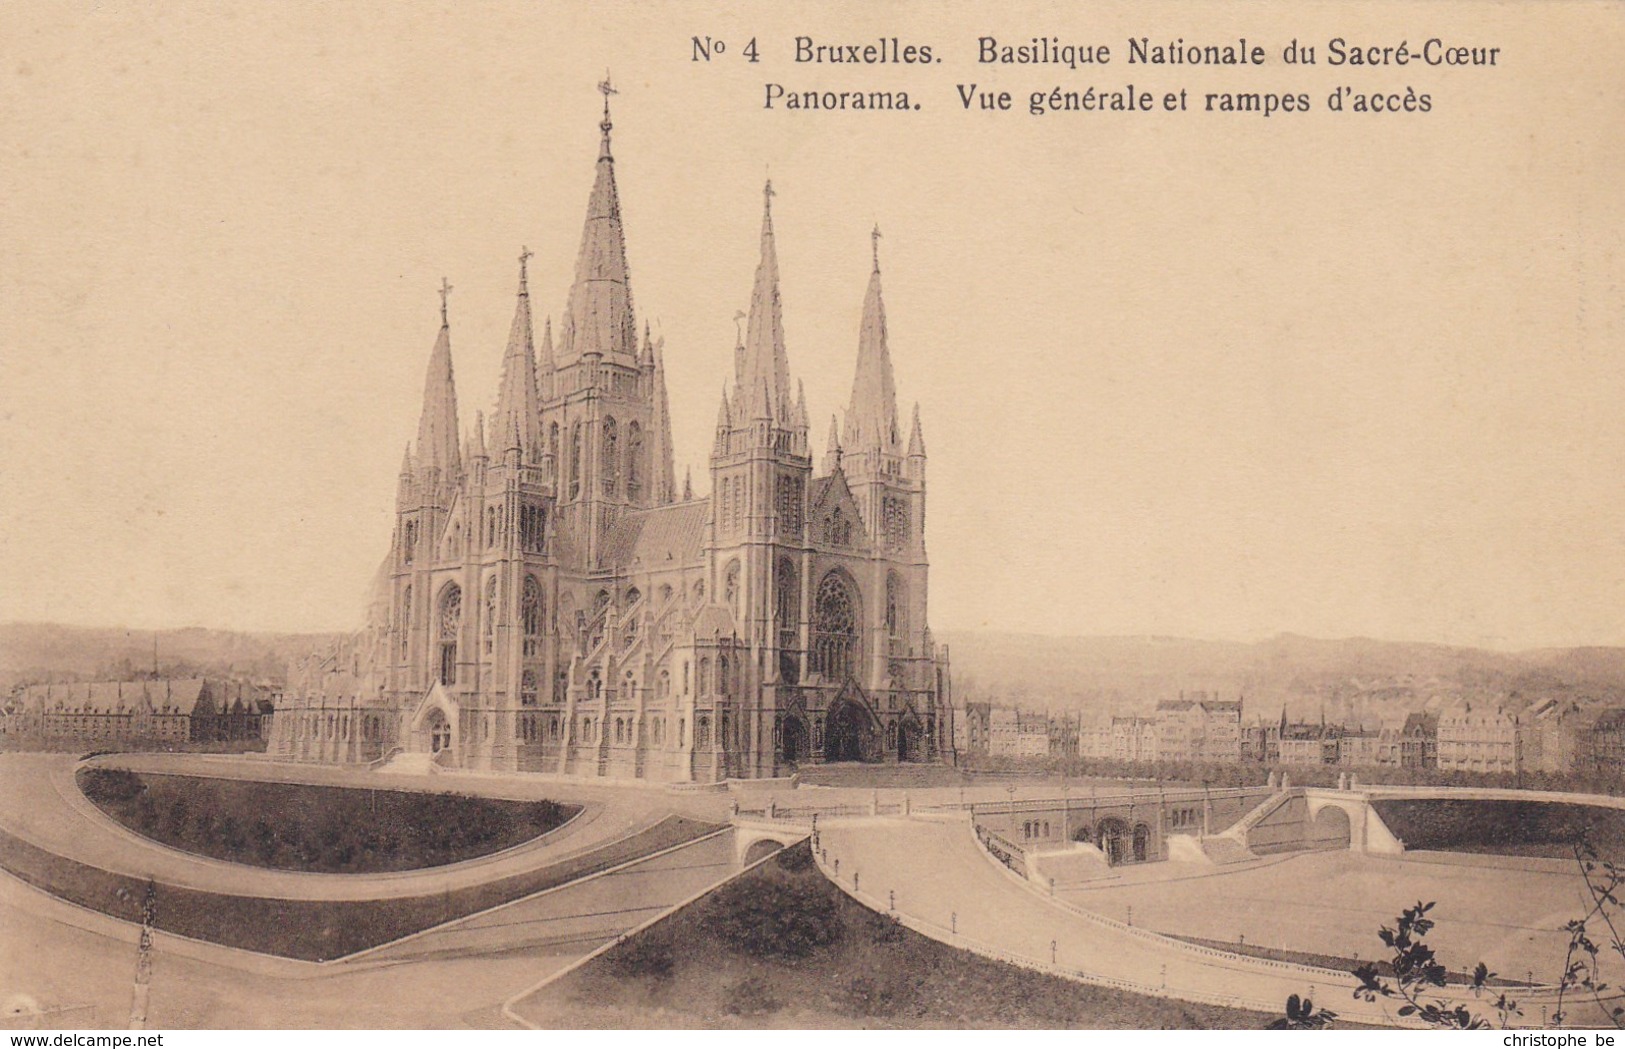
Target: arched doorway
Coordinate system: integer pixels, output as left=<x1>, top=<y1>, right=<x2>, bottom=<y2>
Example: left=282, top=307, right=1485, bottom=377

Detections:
left=426, top=709, right=451, bottom=754
left=1097, top=818, right=1128, bottom=865
left=743, top=839, right=784, bottom=865
left=1132, top=823, right=1151, bottom=863
left=897, top=717, right=924, bottom=762
left=824, top=699, right=876, bottom=763
left=781, top=717, right=808, bottom=765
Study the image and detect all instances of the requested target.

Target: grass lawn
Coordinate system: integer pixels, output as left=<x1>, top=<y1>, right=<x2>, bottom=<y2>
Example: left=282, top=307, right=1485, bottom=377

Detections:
left=516, top=842, right=1274, bottom=1029
left=76, top=767, right=578, bottom=873
left=1372, top=799, right=1625, bottom=859
left=0, top=815, right=718, bottom=961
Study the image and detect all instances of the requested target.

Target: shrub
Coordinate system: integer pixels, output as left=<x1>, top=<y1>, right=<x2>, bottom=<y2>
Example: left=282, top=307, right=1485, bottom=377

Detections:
left=705, top=866, right=843, bottom=959
left=864, top=910, right=905, bottom=944
left=723, top=975, right=781, bottom=1017
left=775, top=844, right=814, bottom=872
left=835, top=972, right=911, bottom=1017
left=607, top=933, right=676, bottom=981
left=79, top=768, right=146, bottom=804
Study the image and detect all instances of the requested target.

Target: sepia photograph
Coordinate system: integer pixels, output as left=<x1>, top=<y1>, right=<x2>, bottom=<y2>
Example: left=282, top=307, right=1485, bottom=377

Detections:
left=1, top=0, right=1622, bottom=1035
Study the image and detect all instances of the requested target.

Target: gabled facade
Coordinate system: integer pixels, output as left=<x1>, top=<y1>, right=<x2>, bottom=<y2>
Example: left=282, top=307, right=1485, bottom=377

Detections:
left=269, top=94, right=953, bottom=780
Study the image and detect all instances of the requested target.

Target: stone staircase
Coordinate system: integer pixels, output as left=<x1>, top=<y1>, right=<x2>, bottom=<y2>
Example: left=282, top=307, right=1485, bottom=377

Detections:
left=374, top=750, right=441, bottom=776
left=1198, top=835, right=1257, bottom=865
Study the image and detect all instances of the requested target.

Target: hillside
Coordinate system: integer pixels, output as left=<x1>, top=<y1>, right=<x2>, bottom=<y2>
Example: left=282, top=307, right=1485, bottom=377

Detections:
left=0, top=623, right=345, bottom=692
left=937, top=630, right=1625, bottom=724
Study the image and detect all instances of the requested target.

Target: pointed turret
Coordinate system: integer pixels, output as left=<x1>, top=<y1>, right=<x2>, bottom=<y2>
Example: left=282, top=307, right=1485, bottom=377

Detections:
left=649, top=336, right=677, bottom=504
left=472, top=410, right=488, bottom=461
left=844, top=226, right=900, bottom=454
left=538, top=315, right=555, bottom=399
left=683, top=466, right=694, bottom=502
left=794, top=379, right=809, bottom=431
left=493, top=248, right=541, bottom=460
left=907, top=402, right=926, bottom=458
left=414, top=284, right=463, bottom=489
left=737, top=181, right=792, bottom=421
left=715, top=387, right=733, bottom=432
left=822, top=414, right=844, bottom=473
left=559, top=84, right=637, bottom=365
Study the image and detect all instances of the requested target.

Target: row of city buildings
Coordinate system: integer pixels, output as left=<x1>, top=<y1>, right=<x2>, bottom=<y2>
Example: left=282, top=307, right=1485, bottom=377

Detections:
left=958, top=693, right=1624, bottom=776
left=0, top=679, right=275, bottom=746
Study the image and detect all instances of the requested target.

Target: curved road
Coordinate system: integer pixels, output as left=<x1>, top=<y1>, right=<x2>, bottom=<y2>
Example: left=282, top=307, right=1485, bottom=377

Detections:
left=817, top=815, right=1574, bottom=1028
left=0, top=753, right=728, bottom=901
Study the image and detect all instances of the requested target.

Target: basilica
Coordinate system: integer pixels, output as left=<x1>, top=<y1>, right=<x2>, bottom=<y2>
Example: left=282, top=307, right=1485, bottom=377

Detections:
left=269, top=93, right=954, bottom=781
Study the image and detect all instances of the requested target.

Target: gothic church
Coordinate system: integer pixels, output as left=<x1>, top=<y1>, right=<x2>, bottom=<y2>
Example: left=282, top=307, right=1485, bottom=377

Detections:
left=270, top=94, right=954, bottom=781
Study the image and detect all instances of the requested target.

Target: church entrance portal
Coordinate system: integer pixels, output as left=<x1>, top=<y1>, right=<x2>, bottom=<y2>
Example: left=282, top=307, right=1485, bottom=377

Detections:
left=897, top=718, right=924, bottom=762
left=427, top=709, right=451, bottom=754
left=824, top=699, right=877, bottom=763
left=782, top=717, right=808, bottom=765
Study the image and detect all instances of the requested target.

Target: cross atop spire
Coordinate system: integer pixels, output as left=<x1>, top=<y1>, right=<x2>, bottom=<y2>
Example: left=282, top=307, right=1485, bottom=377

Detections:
left=598, top=73, right=617, bottom=157
left=871, top=224, right=882, bottom=272
left=518, top=246, right=533, bottom=292
left=438, top=277, right=453, bottom=327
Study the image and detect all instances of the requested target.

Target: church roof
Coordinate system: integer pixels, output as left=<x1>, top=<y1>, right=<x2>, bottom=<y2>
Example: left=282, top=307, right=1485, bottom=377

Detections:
left=599, top=499, right=710, bottom=569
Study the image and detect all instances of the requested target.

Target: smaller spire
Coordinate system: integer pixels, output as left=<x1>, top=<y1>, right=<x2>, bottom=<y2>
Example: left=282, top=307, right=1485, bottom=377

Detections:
left=907, top=402, right=926, bottom=457
left=683, top=467, right=694, bottom=502
left=641, top=320, right=655, bottom=366
left=473, top=410, right=487, bottom=459
left=826, top=414, right=843, bottom=470
left=715, top=386, right=733, bottom=431
left=795, top=378, right=809, bottom=429
left=399, top=443, right=413, bottom=476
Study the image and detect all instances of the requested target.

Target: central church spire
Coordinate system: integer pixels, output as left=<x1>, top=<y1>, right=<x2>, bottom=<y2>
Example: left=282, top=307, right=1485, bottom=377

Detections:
left=844, top=226, right=901, bottom=454
left=559, top=78, right=637, bottom=365
left=736, top=180, right=793, bottom=422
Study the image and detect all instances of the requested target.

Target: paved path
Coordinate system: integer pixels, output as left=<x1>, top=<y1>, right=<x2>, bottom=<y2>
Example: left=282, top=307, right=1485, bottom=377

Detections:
left=0, top=753, right=727, bottom=900
left=816, top=815, right=1575, bottom=1028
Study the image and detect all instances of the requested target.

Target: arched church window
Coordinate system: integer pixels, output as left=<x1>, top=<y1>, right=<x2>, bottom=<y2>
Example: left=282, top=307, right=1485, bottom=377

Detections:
left=696, top=715, right=712, bottom=749
left=828, top=507, right=852, bottom=546
left=588, top=669, right=602, bottom=700
left=522, top=575, right=543, bottom=658
left=776, top=474, right=804, bottom=534
left=569, top=422, right=582, bottom=499
left=883, top=495, right=910, bottom=550
left=548, top=422, right=560, bottom=480
left=657, top=668, right=670, bottom=698
left=811, top=571, right=860, bottom=681
left=724, top=561, right=741, bottom=620
left=693, top=579, right=705, bottom=604
left=627, top=421, right=643, bottom=499
left=399, top=584, right=412, bottom=660
left=483, top=576, right=498, bottom=655
left=775, top=558, right=800, bottom=677
left=885, top=572, right=907, bottom=641
left=402, top=519, right=417, bottom=565
left=601, top=417, right=618, bottom=495
left=594, top=590, right=611, bottom=618
left=438, top=584, right=461, bottom=686
left=625, top=587, right=641, bottom=608
left=719, top=654, right=730, bottom=697
left=698, top=657, right=711, bottom=695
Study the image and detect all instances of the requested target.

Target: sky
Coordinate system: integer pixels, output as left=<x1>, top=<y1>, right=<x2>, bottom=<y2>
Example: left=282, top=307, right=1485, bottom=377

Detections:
left=2, top=1, right=1622, bottom=649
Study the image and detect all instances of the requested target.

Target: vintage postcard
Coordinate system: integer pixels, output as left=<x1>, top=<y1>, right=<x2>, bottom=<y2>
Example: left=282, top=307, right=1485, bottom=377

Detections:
left=1, top=0, right=1621, bottom=1036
